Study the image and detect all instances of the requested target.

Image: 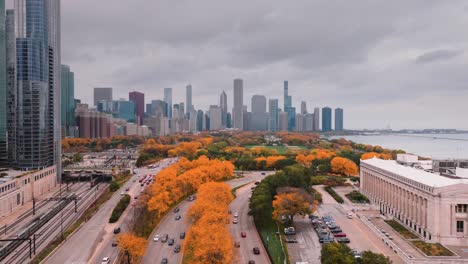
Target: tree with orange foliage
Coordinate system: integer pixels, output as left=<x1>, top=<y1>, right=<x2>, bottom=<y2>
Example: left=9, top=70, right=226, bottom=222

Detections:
left=116, top=232, right=147, bottom=264
left=296, top=154, right=315, bottom=167
left=361, top=152, right=392, bottom=160
left=168, top=142, right=202, bottom=159
left=330, top=157, right=358, bottom=176
left=272, top=191, right=314, bottom=222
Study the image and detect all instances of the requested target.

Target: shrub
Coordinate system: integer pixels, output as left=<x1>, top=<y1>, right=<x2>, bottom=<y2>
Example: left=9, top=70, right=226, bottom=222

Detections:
left=345, top=191, right=369, bottom=203
left=109, top=194, right=131, bottom=223
left=324, top=186, right=344, bottom=204
left=109, top=181, right=120, bottom=192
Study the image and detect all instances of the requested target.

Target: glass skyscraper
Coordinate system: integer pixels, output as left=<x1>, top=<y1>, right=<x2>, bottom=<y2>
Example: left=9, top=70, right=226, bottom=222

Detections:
left=0, top=0, right=7, bottom=167
left=61, top=65, right=75, bottom=137
left=335, top=108, right=344, bottom=131
left=322, top=107, right=332, bottom=132
left=13, top=0, right=61, bottom=170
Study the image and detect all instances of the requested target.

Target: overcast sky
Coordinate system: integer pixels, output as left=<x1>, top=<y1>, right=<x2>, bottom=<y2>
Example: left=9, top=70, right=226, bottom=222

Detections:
left=41, top=0, right=468, bottom=129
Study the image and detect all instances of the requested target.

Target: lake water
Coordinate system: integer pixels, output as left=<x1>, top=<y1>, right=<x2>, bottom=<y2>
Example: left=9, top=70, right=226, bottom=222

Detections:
left=329, top=133, right=468, bottom=159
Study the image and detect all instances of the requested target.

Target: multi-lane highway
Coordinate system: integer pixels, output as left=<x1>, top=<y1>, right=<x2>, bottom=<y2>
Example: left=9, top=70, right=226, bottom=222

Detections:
left=141, top=171, right=271, bottom=264
left=229, top=181, right=271, bottom=264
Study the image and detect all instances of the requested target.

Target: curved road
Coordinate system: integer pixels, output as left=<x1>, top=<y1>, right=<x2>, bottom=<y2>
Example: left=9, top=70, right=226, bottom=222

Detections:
left=141, top=171, right=272, bottom=264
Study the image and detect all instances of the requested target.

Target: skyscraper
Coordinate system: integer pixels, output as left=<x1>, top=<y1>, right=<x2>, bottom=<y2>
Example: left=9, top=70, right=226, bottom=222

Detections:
left=301, top=101, right=307, bottom=114
left=94, top=87, right=112, bottom=106
left=220, top=91, right=227, bottom=127
left=251, top=95, right=268, bottom=131
left=268, top=99, right=279, bottom=132
left=313, top=107, right=320, bottom=131
left=164, top=88, right=172, bottom=118
left=232, top=79, right=243, bottom=130
left=335, top=108, right=344, bottom=131
left=209, top=105, right=222, bottom=131
left=61, top=65, right=75, bottom=137
left=322, top=107, right=332, bottom=132
left=129, top=91, right=144, bottom=125
left=14, top=0, right=61, bottom=170
left=284, top=81, right=291, bottom=109
left=186, top=84, right=192, bottom=115
left=0, top=0, right=7, bottom=167
left=6, top=9, right=16, bottom=166
left=283, top=80, right=295, bottom=130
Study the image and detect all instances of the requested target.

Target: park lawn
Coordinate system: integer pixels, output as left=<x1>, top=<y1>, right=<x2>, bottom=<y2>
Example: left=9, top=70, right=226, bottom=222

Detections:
left=384, top=220, right=419, bottom=239
left=246, top=145, right=307, bottom=154
left=254, top=207, right=290, bottom=264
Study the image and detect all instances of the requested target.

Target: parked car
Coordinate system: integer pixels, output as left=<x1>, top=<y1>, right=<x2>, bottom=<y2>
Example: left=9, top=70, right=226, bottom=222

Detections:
left=175, top=215, right=181, bottom=220
left=352, top=249, right=362, bottom=259
left=101, top=257, right=110, bottom=264
left=241, top=232, right=246, bottom=238
left=284, top=227, right=296, bottom=235
left=153, top=234, right=160, bottom=242
left=180, top=232, right=186, bottom=239
left=168, top=239, right=175, bottom=246
left=253, top=247, right=260, bottom=255
left=334, top=232, right=347, bottom=237
left=285, top=236, right=298, bottom=243
left=337, top=237, right=350, bottom=243
left=331, top=228, right=343, bottom=234
left=174, top=245, right=181, bottom=253
left=113, top=227, right=121, bottom=234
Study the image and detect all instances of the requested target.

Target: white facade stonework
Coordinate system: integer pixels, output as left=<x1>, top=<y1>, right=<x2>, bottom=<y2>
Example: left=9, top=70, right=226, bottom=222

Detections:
left=360, top=158, right=468, bottom=246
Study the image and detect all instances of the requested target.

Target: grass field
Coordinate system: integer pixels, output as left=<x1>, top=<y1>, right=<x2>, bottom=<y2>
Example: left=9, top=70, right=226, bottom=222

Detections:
left=246, top=145, right=307, bottom=154
left=384, top=220, right=419, bottom=239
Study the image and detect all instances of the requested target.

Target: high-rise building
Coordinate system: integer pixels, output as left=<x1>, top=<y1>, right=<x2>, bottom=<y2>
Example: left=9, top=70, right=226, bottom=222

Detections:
left=305, top=113, right=314, bottom=131
left=129, top=91, right=144, bottom=125
left=220, top=91, right=227, bottom=127
left=283, top=80, right=295, bottom=130
left=295, top=114, right=305, bottom=131
left=164, top=88, right=173, bottom=118
left=197, top=110, right=204, bottom=131
left=284, top=81, right=291, bottom=109
left=94, top=87, right=112, bottom=106
left=335, top=108, right=344, bottom=131
left=186, top=84, right=193, bottom=115
left=209, top=105, right=222, bottom=131
left=286, top=107, right=296, bottom=131
left=151, top=99, right=167, bottom=117
left=313, top=107, right=320, bottom=131
left=232, top=79, right=243, bottom=130
left=279, top=111, right=288, bottom=131
left=226, top=112, right=232, bottom=128
left=301, top=101, right=307, bottom=114
left=61, top=65, right=75, bottom=137
left=0, top=0, right=7, bottom=167
left=322, top=107, right=332, bottom=132
left=6, top=9, right=16, bottom=166
left=13, top=0, right=61, bottom=171
left=145, top=103, right=152, bottom=115
left=250, top=95, right=268, bottom=131
left=268, top=99, right=279, bottom=132
left=115, top=100, right=136, bottom=122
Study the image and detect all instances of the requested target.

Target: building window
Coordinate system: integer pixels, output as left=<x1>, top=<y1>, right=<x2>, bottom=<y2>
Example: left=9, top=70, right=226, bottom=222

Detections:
left=17, top=194, right=21, bottom=205
left=456, top=204, right=468, bottom=213
left=457, top=221, right=464, bottom=233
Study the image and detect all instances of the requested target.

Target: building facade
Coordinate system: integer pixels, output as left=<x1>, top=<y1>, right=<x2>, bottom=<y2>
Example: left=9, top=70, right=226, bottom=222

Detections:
left=268, top=99, right=279, bottom=132
left=61, top=65, right=75, bottom=137
left=232, top=78, right=243, bottom=130
left=313, top=107, right=320, bottom=131
left=250, top=95, right=268, bottom=131
left=219, top=91, right=228, bottom=127
left=361, top=157, right=468, bottom=245
left=186, top=84, right=192, bottom=115
left=322, top=107, right=332, bottom=132
left=208, top=105, right=222, bottom=131
left=0, top=0, right=7, bottom=167
left=335, top=108, right=343, bottom=131
left=93, top=87, right=112, bottom=106
left=129, top=91, right=144, bottom=125
left=164, top=88, right=172, bottom=118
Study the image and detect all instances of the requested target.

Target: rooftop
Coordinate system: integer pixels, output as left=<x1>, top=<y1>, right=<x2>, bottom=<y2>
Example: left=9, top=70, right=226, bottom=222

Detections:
left=362, top=158, right=468, bottom=188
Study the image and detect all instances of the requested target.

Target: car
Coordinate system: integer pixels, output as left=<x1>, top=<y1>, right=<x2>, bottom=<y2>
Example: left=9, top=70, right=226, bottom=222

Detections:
left=111, top=241, right=117, bottom=247
left=351, top=249, right=362, bottom=259
left=134, top=196, right=138, bottom=199
left=232, top=218, right=238, bottom=224
left=254, top=181, right=260, bottom=185
left=168, top=239, right=175, bottom=246
left=101, top=257, right=110, bottom=264
left=175, top=215, right=181, bottom=220
left=180, top=232, right=186, bottom=239
left=120, top=192, right=125, bottom=196
left=334, top=232, right=347, bottom=237
left=174, top=245, right=181, bottom=253
left=331, top=228, right=343, bottom=234
left=248, top=261, right=256, bottom=264
left=153, top=235, right=161, bottom=242
left=173, top=207, right=180, bottom=213
left=140, top=183, right=144, bottom=187
left=261, top=172, right=266, bottom=175
left=337, top=237, right=351, bottom=243
left=161, top=234, right=168, bottom=243
left=113, top=227, right=121, bottom=234
left=161, top=258, right=168, bottom=264
left=125, top=187, right=130, bottom=192
left=233, top=213, right=239, bottom=217
left=253, top=247, right=260, bottom=255
left=285, top=237, right=298, bottom=243
left=234, top=241, right=240, bottom=248
left=347, top=213, right=353, bottom=219
left=241, top=232, right=246, bottom=237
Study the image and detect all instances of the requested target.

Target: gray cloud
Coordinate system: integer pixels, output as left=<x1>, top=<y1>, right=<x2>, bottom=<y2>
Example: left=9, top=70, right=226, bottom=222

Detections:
left=57, top=0, right=468, bottom=130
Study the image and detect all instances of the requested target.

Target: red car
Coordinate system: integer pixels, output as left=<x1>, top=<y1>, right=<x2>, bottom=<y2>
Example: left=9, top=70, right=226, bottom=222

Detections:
left=241, top=232, right=246, bottom=238
left=334, top=232, right=347, bottom=237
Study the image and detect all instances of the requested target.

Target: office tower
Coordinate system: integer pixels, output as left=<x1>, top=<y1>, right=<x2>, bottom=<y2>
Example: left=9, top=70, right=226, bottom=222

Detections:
left=189, top=109, right=198, bottom=131
left=250, top=95, right=268, bottom=131
left=301, top=101, right=307, bottom=114
left=242, top=106, right=250, bottom=131
left=284, top=81, right=291, bottom=109
left=204, top=112, right=210, bottom=131
left=129, top=91, right=144, bottom=125
left=186, top=84, right=193, bottom=115
left=197, top=110, right=204, bottom=131
left=305, top=113, right=314, bottom=131
left=322, top=107, right=332, bottom=132
left=226, top=112, right=232, bottom=128
left=232, top=78, right=243, bottom=130
left=335, top=108, right=344, bottom=131
left=283, top=81, right=295, bottom=130
left=61, top=65, right=75, bottom=137
left=178, top=103, right=185, bottom=120
left=313, top=107, right=320, bottom=131
left=295, top=114, right=305, bottom=131
left=112, top=100, right=135, bottom=122
left=209, top=105, right=222, bottom=131
left=6, top=9, right=15, bottom=166
left=145, top=103, right=152, bottom=115
left=0, top=0, right=7, bottom=166
left=279, top=111, right=288, bottom=131
left=94, top=87, right=112, bottom=106
left=13, top=0, right=61, bottom=170
left=268, top=99, right=279, bottom=132
left=286, top=107, right=296, bottom=131
left=151, top=99, right=167, bottom=117
left=164, top=88, right=173, bottom=118
left=220, top=91, right=227, bottom=127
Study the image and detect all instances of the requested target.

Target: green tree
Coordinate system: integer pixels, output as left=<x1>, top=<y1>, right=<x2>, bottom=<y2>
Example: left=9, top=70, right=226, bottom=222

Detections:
left=359, top=251, right=392, bottom=264
left=320, top=243, right=355, bottom=264
left=109, top=181, right=120, bottom=192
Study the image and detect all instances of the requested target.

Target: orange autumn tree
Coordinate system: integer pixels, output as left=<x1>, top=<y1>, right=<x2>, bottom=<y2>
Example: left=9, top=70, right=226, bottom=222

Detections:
left=255, top=155, right=286, bottom=168
left=168, top=141, right=203, bottom=159
left=361, top=152, right=392, bottom=160
left=272, top=191, right=314, bottom=222
left=330, top=157, right=358, bottom=176
left=116, top=232, right=147, bottom=264
left=296, top=154, right=315, bottom=167
left=184, top=182, right=233, bottom=264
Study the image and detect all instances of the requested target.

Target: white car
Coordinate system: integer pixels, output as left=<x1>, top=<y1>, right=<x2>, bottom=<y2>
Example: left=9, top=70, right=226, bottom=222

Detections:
left=153, top=234, right=161, bottom=242
left=347, top=213, right=353, bottom=219
left=233, top=213, right=239, bottom=218
left=102, top=257, right=110, bottom=264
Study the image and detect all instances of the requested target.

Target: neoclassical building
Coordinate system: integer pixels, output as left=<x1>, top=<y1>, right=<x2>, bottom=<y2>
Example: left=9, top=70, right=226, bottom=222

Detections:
left=360, top=157, right=468, bottom=246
